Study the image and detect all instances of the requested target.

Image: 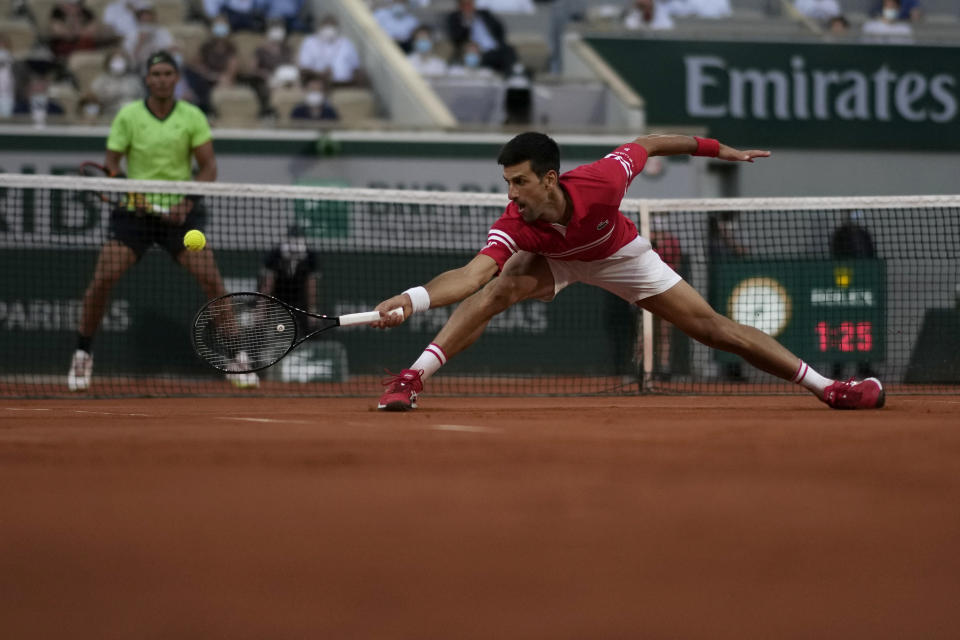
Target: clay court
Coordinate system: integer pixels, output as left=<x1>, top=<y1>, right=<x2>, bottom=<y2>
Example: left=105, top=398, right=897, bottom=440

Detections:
left=2, top=395, right=959, bottom=639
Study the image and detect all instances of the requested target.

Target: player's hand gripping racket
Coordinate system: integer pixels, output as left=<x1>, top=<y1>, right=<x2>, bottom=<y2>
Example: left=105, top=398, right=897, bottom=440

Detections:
left=191, top=292, right=402, bottom=373
left=78, top=162, right=170, bottom=215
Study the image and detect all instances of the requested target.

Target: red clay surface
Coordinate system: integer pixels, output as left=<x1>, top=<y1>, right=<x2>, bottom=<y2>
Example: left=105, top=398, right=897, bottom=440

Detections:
left=2, top=395, right=959, bottom=639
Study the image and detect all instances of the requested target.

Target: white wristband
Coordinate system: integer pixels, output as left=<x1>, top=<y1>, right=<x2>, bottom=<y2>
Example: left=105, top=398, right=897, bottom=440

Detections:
left=403, top=286, right=431, bottom=314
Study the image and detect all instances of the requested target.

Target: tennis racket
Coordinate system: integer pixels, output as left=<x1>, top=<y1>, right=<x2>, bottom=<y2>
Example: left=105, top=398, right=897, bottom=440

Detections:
left=78, top=162, right=171, bottom=216
left=191, top=292, right=403, bottom=373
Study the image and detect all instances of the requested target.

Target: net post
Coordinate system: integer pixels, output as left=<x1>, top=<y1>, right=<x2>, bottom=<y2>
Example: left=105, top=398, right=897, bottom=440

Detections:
left=639, top=199, right=653, bottom=393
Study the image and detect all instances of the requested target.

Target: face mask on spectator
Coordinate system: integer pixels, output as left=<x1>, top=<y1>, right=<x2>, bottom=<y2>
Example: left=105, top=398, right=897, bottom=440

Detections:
left=882, top=8, right=898, bottom=20
left=464, top=52, right=480, bottom=68
left=280, top=238, right=308, bottom=260
left=318, top=26, right=338, bottom=42
left=109, top=56, right=127, bottom=75
left=212, top=22, right=230, bottom=37
left=82, top=101, right=101, bottom=117
left=305, top=91, right=324, bottom=108
left=414, top=38, right=432, bottom=54
left=268, top=26, right=286, bottom=41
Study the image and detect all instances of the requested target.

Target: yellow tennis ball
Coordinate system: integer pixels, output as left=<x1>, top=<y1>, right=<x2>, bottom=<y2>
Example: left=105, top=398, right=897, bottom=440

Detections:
left=183, top=229, right=206, bottom=251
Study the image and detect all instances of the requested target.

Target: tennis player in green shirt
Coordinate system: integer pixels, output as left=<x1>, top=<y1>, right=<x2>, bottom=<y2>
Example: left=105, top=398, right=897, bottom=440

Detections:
left=68, top=51, right=259, bottom=391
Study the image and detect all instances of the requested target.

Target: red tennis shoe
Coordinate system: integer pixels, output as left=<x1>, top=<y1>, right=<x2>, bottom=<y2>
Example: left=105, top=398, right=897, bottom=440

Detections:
left=378, top=369, right=424, bottom=411
left=822, top=377, right=885, bottom=410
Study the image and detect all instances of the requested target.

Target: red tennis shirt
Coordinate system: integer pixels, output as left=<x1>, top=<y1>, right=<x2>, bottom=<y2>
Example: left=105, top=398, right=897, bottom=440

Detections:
left=479, top=143, right=648, bottom=271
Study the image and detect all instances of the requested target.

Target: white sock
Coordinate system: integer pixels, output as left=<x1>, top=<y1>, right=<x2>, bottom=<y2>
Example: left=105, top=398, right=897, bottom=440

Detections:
left=409, top=342, right=447, bottom=381
left=791, top=360, right=832, bottom=398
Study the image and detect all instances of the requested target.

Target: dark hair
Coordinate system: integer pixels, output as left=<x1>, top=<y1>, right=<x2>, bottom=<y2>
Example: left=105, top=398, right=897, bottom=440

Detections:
left=145, top=50, right=178, bottom=73
left=497, top=132, right=560, bottom=178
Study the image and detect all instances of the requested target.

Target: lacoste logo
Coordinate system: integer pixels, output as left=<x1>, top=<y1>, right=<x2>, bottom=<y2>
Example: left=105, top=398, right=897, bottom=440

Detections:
left=596, top=220, right=609, bottom=231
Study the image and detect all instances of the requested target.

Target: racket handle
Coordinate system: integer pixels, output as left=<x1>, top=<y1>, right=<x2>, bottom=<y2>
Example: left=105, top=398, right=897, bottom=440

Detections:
left=339, top=307, right=404, bottom=327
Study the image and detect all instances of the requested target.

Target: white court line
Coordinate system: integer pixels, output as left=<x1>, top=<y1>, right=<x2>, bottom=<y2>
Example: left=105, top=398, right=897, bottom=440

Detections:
left=217, top=417, right=314, bottom=424
left=4, top=408, right=152, bottom=417
left=431, top=424, right=500, bottom=434
left=72, top=410, right=153, bottom=417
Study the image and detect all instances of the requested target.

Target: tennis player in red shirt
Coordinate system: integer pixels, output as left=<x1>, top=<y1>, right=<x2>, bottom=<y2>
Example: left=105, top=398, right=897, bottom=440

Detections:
left=372, top=132, right=884, bottom=411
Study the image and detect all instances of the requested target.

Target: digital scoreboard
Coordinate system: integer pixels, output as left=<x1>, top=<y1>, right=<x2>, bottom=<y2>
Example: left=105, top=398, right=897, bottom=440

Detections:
left=712, top=260, right=886, bottom=365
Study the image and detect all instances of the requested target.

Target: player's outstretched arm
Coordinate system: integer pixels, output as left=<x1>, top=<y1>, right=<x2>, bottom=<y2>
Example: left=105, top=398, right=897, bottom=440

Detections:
left=373, top=254, right=499, bottom=328
left=633, top=134, right=770, bottom=162
left=717, top=143, right=771, bottom=163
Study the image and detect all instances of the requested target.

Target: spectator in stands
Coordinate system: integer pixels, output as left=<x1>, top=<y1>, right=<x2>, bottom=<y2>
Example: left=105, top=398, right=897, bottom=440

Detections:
left=77, top=94, right=103, bottom=121
left=0, top=36, right=16, bottom=119
left=257, top=19, right=295, bottom=76
left=870, top=0, right=922, bottom=22
left=406, top=25, right=448, bottom=77
left=446, top=0, right=517, bottom=75
left=290, top=76, right=338, bottom=121
left=265, top=0, right=312, bottom=33
left=861, top=0, right=914, bottom=43
left=793, top=0, right=843, bottom=24
left=123, top=3, right=175, bottom=72
left=86, top=49, right=143, bottom=116
left=102, top=0, right=140, bottom=42
left=830, top=210, right=878, bottom=379
left=297, top=15, right=361, bottom=86
left=48, top=0, right=103, bottom=60
left=476, top=0, right=536, bottom=15
left=828, top=14, right=851, bottom=36
left=201, top=0, right=221, bottom=20
left=373, top=0, right=421, bottom=53
left=623, top=0, right=674, bottom=30
left=446, top=40, right=496, bottom=78
left=218, top=0, right=265, bottom=32
left=247, top=18, right=295, bottom=115
left=269, top=63, right=300, bottom=89
left=662, top=0, right=732, bottom=19
left=13, top=75, right=65, bottom=119
left=184, top=14, right=239, bottom=114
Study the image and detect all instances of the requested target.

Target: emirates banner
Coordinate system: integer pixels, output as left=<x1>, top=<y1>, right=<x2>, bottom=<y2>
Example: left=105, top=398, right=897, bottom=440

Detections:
left=585, top=37, right=960, bottom=150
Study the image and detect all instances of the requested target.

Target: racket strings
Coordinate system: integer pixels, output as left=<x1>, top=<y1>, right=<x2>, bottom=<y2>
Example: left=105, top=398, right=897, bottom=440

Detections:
left=193, top=294, right=297, bottom=372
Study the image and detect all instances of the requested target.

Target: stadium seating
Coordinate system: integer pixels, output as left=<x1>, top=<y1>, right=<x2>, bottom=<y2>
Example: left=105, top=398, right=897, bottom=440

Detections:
left=0, top=18, right=35, bottom=54
left=270, top=86, right=306, bottom=125
left=230, top=31, right=265, bottom=71
left=507, top=32, right=552, bottom=73
left=3, top=0, right=958, bottom=129
left=153, top=0, right=186, bottom=25
left=67, top=50, right=106, bottom=94
left=167, top=22, right=208, bottom=61
left=211, top=84, right=260, bottom=126
left=48, top=81, right=80, bottom=117
left=329, top=87, right=378, bottom=125
left=28, top=0, right=58, bottom=33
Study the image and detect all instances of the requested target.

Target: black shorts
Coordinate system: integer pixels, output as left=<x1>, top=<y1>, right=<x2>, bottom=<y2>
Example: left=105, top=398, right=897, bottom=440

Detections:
left=108, top=201, right=207, bottom=261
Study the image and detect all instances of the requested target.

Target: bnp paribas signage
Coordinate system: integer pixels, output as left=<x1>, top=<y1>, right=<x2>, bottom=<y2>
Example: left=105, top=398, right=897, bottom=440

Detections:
left=584, top=37, right=960, bottom=150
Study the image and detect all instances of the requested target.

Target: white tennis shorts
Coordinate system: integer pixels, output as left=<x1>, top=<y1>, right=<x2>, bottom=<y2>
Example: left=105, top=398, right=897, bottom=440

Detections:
left=544, top=236, right=682, bottom=303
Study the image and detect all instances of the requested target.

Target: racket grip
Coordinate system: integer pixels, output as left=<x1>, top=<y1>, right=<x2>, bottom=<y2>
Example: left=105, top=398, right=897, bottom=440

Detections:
left=339, top=307, right=404, bottom=327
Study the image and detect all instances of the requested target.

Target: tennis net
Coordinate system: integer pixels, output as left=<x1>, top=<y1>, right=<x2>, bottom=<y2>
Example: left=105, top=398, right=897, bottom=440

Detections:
left=1, top=172, right=958, bottom=398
